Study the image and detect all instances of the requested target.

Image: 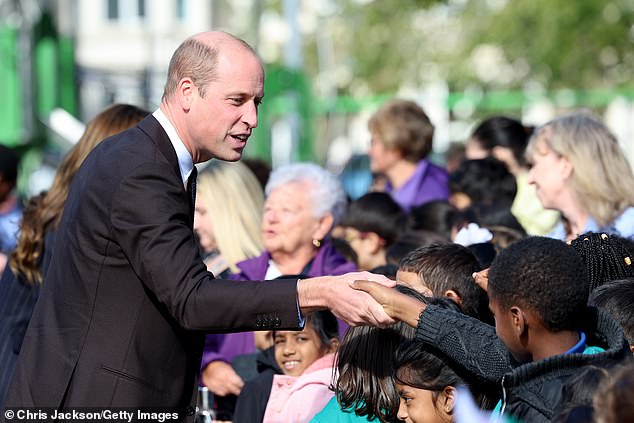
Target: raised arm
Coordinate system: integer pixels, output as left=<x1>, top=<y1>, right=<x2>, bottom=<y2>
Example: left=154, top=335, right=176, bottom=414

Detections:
left=353, top=280, right=514, bottom=384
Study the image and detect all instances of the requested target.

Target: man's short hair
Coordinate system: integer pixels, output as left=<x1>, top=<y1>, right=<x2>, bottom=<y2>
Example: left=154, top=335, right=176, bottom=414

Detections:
left=488, top=236, right=589, bottom=332
left=162, top=32, right=256, bottom=101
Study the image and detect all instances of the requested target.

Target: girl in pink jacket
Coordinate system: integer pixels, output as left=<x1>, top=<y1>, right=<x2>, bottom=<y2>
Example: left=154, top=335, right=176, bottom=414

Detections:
left=263, top=310, right=339, bottom=423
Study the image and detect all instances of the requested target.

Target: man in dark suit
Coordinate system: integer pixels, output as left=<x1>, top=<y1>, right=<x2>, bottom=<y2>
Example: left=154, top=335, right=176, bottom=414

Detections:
left=2, top=32, right=393, bottom=417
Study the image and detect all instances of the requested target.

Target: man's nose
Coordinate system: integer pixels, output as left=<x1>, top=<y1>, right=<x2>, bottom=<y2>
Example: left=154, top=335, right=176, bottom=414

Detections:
left=243, top=101, right=258, bottom=129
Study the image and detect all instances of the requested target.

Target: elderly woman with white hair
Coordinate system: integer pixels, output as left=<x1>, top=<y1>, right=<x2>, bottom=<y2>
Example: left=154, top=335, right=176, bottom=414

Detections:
left=526, top=112, right=634, bottom=241
left=200, top=163, right=357, bottom=419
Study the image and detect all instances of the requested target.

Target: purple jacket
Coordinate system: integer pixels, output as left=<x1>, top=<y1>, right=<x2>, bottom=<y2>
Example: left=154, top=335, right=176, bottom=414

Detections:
left=201, top=240, right=356, bottom=371
left=385, top=159, right=449, bottom=212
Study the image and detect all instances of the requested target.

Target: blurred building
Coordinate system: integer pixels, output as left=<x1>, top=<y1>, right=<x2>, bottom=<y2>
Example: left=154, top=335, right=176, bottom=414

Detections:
left=70, top=0, right=217, bottom=120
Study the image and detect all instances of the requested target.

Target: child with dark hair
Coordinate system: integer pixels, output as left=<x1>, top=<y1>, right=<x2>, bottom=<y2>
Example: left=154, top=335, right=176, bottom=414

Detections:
left=396, top=243, right=492, bottom=324
left=550, top=366, right=610, bottom=423
left=410, top=200, right=457, bottom=240
left=393, top=340, right=495, bottom=422
left=448, top=157, right=517, bottom=210
left=385, top=230, right=449, bottom=266
left=592, top=362, right=634, bottom=423
left=570, top=232, right=634, bottom=293
left=465, top=115, right=559, bottom=235
left=260, top=310, right=339, bottom=423
left=589, top=278, right=634, bottom=353
left=339, top=192, right=407, bottom=271
left=311, top=286, right=461, bottom=423
left=355, top=236, right=631, bottom=423
left=467, top=116, right=530, bottom=169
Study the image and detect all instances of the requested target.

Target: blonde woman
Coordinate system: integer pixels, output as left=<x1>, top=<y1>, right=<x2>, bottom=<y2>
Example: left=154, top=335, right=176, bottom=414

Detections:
left=526, top=112, right=634, bottom=241
left=200, top=163, right=357, bottom=419
left=194, top=160, right=264, bottom=278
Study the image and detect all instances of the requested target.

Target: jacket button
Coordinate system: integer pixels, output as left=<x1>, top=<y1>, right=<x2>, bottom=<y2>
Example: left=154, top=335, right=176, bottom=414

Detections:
left=185, top=406, right=195, bottom=416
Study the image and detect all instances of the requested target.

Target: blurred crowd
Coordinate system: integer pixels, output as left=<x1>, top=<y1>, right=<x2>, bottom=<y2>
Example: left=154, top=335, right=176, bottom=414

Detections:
left=1, top=98, right=634, bottom=423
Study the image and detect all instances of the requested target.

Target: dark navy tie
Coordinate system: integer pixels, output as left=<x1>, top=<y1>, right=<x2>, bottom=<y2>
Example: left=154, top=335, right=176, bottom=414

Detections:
left=187, top=166, right=198, bottom=210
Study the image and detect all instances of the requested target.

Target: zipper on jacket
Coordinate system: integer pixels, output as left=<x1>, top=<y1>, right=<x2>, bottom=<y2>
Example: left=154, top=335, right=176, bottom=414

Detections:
left=499, top=375, right=508, bottom=419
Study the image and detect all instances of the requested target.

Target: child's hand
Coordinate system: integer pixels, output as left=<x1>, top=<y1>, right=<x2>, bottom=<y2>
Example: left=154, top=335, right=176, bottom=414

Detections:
left=473, top=268, right=489, bottom=292
left=351, top=281, right=426, bottom=328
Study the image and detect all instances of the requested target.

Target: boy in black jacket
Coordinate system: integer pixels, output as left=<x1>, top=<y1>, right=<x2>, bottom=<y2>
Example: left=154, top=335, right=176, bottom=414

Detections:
left=355, top=236, right=631, bottom=423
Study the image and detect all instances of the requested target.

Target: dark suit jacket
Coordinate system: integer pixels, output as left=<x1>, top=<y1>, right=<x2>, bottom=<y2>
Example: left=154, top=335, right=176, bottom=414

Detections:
left=3, top=116, right=300, bottom=415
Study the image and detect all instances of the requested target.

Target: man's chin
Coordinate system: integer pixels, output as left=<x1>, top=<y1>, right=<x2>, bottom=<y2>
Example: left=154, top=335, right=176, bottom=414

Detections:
left=215, top=149, right=244, bottom=162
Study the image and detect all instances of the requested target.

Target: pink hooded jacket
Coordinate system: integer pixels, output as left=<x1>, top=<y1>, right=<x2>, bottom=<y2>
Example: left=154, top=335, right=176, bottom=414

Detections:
left=262, top=353, right=337, bottom=423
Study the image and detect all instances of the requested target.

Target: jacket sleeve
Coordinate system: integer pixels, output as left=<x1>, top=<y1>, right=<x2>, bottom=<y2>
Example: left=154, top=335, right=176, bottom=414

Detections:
left=110, top=162, right=301, bottom=332
left=416, top=305, right=515, bottom=384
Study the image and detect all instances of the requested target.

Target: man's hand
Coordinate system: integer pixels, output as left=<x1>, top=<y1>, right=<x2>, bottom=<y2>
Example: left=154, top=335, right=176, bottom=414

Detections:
left=297, top=272, right=397, bottom=327
left=201, top=361, right=244, bottom=396
left=473, top=268, right=489, bottom=292
left=351, top=280, right=426, bottom=328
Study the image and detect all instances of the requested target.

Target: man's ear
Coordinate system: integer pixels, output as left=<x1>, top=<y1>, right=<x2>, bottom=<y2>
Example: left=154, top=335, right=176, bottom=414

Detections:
left=177, top=78, right=196, bottom=111
left=443, top=289, right=463, bottom=306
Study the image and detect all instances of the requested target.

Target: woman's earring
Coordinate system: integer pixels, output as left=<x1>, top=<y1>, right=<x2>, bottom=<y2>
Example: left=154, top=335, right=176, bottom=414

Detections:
left=312, top=239, right=321, bottom=248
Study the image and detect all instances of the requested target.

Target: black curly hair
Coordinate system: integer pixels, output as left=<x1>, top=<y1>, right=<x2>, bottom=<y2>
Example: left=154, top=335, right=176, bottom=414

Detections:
left=488, top=236, right=588, bottom=332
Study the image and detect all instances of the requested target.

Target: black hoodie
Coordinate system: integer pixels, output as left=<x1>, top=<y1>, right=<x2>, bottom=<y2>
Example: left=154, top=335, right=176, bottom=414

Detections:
left=416, top=305, right=631, bottom=423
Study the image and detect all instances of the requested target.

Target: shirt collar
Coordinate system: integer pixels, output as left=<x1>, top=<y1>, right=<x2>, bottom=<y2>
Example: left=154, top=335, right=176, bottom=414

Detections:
left=153, top=108, right=194, bottom=187
left=564, top=331, right=587, bottom=355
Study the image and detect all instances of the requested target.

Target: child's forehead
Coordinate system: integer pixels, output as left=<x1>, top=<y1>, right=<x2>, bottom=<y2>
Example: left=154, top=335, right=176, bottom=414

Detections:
left=396, top=271, right=433, bottom=296
left=396, top=269, right=421, bottom=285
left=273, top=326, right=311, bottom=337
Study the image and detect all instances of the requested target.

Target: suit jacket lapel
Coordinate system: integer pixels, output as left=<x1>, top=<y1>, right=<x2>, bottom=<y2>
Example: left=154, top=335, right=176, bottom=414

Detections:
left=137, top=116, right=195, bottom=223
left=138, top=116, right=182, bottom=181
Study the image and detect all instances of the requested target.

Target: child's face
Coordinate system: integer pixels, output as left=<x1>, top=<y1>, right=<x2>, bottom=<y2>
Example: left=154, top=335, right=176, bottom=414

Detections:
left=343, top=226, right=374, bottom=270
left=273, top=325, right=329, bottom=377
left=396, top=382, right=452, bottom=423
left=396, top=270, right=433, bottom=296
